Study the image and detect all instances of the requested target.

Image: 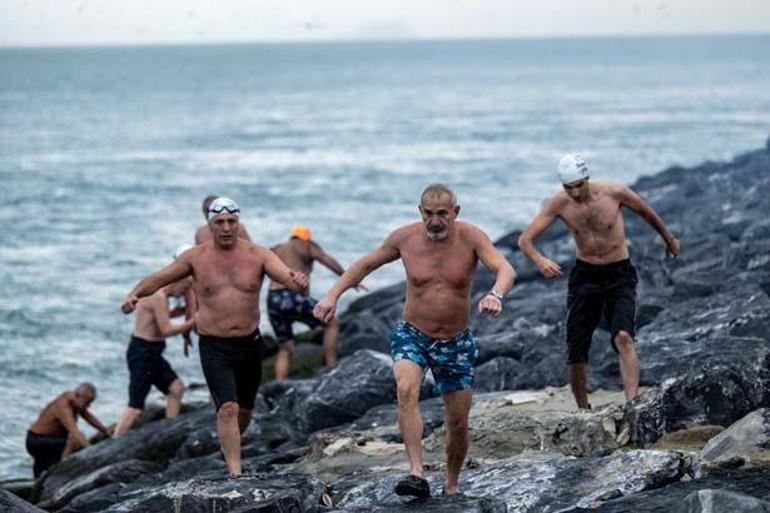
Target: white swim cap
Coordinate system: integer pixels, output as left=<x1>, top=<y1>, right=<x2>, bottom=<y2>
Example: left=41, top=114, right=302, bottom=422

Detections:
left=173, top=244, right=194, bottom=259
left=557, top=154, right=590, bottom=185
left=207, top=197, right=240, bottom=221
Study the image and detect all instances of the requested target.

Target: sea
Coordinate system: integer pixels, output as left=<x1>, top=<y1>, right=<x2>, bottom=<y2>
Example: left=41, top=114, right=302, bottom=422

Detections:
left=1, top=35, right=769, bottom=480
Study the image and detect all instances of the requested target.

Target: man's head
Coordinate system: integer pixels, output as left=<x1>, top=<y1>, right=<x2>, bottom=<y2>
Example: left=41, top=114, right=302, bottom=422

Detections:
left=201, top=195, right=218, bottom=219
left=207, top=197, right=241, bottom=249
left=74, top=382, right=96, bottom=410
left=290, top=226, right=312, bottom=242
left=558, top=154, right=590, bottom=201
left=418, top=183, right=460, bottom=241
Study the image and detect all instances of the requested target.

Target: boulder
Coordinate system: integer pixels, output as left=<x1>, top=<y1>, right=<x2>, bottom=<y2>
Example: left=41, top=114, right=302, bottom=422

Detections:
left=697, top=408, right=770, bottom=472
left=336, top=493, right=508, bottom=512
left=298, top=350, right=397, bottom=433
left=682, top=489, right=770, bottom=513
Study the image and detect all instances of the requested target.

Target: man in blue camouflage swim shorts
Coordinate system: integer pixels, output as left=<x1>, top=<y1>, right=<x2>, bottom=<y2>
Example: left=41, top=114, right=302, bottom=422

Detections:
left=314, top=184, right=516, bottom=497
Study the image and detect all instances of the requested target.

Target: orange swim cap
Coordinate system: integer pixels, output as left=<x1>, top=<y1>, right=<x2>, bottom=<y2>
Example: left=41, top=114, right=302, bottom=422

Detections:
left=291, top=225, right=312, bottom=241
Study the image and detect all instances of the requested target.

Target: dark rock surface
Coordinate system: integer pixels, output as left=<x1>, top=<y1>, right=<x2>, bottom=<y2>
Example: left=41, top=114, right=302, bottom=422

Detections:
left=0, top=488, right=44, bottom=512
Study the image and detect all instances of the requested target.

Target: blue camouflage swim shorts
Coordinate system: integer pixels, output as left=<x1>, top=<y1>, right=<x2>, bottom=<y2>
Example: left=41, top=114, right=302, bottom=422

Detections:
left=389, top=321, right=479, bottom=395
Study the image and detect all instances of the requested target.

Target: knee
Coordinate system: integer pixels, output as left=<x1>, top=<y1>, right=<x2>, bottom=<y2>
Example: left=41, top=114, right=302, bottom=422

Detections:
left=169, top=380, right=185, bottom=398
left=217, top=401, right=239, bottom=420
left=445, top=416, right=469, bottom=435
left=396, top=380, right=420, bottom=408
left=326, top=318, right=339, bottom=330
left=614, top=331, right=635, bottom=352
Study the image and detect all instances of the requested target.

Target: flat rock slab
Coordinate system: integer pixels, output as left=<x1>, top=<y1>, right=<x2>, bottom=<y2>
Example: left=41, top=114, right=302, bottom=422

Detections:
left=337, top=493, right=507, bottom=512
left=101, top=473, right=326, bottom=513
left=698, top=408, right=770, bottom=471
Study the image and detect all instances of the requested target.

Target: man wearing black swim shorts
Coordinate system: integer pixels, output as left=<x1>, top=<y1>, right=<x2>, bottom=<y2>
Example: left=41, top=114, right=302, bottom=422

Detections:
left=122, top=197, right=308, bottom=475
left=114, top=276, right=195, bottom=436
left=268, top=225, right=367, bottom=379
left=518, top=154, right=680, bottom=409
left=27, top=383, right=111, bottom=477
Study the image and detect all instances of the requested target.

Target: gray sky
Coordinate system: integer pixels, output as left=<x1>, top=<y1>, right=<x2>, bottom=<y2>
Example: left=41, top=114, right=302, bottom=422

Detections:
left=1, top=0, right=769, bottom=47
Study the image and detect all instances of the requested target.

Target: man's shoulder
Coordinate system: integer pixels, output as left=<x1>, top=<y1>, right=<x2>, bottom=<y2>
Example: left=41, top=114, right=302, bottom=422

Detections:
left=391, top=223, right=422, bottom=243
left=456, top=221, right=486, bottom=239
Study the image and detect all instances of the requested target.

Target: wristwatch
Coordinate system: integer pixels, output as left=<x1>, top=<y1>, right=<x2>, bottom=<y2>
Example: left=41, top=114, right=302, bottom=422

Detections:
left=487, top=288, right=504, bottom=301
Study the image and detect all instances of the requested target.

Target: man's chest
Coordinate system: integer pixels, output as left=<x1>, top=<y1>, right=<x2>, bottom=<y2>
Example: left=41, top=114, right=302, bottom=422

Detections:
left=401, top=244, right=476, bottom=289
left=563, top=198, right=623, bottom=236
left=193, top=256, right=262, bottom=296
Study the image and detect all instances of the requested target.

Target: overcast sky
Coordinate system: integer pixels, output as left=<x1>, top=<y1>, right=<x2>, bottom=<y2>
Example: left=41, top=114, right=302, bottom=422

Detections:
left=1, top=0, right=769, bottom=47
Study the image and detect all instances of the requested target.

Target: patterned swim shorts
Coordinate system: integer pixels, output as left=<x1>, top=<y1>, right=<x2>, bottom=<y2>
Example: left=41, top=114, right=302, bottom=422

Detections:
left=389, top=321, right=479, bottom=395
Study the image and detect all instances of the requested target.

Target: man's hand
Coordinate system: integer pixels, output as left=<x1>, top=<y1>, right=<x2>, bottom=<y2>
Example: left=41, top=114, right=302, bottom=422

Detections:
left=477, top=294, right=502, bottom=316
left=313, top=295, right=337, bottom=324
left=290, top=270, right=309, bottom=290
left=665, top=236, right=680, bottom=258
left=73, top=430, right=90, bottom=448
left=536, top=257, right=562, bottom=279
left=104, top=426, right=115, bottom=437
left=121, top=294, right=139, bottom=314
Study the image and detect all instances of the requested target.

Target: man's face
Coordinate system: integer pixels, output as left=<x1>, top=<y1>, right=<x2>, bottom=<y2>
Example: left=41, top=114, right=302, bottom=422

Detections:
left=74, top=393, right=94, bottom=411
left=209, top=214, right=240, bottom=248
left=563, top=178, right=589, bottom=201
left=419, top=195, right=459, bottom=241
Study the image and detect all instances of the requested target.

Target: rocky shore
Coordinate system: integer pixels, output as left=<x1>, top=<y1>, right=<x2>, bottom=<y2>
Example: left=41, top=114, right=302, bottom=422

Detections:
left=3, top=138, right=770, bottom=512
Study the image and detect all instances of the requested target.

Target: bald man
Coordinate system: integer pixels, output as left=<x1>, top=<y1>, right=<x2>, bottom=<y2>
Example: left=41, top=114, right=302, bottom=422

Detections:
left=26, top=383, right=111, bottom=477
left=314, top=183, right=516, bottom=497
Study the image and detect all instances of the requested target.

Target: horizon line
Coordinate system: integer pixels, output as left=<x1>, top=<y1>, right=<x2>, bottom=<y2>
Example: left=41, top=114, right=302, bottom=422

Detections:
left=1, top=30, right=769, bottom=51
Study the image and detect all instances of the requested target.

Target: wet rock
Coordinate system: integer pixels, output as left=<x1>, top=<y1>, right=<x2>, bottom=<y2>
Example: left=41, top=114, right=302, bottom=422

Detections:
left=299, top=350, right=397, bottom=433
left=625, top=358, right=770, bottom=447
left=697, top=408, right=770, bottom=472
left=342, top=396, right=447, bottom=442
left=474, top=357, right=529, bottom=393
left=0, top=489, right=44, bottom=513
left=682, top=489, right=770, bottom=513
left=337, top=493, right=508, bottom=512
left=60, top=483, right=137, bottom=513
left=39, top=459, right=162, bottom=511
left=101, top=472, right=326, bottom=513
left=589, top=467, right=770, bottom=512
left=338, top=450, right=685, bottom=512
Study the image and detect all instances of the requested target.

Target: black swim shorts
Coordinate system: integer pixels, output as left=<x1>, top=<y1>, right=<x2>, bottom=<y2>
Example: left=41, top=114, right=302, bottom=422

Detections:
left=26, top=430, right=67, bottom=477
left=199, top=329, right=263, bottom=410
left=267, top=289, right=322, bottom=344
left=566, top=258, right=638, bottom=364
left=127, top=335, right=178, bottom=409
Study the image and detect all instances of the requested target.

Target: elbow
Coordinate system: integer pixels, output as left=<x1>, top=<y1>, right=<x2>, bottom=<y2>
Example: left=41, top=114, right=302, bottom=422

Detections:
left=516, top=234, right=528, bottom=251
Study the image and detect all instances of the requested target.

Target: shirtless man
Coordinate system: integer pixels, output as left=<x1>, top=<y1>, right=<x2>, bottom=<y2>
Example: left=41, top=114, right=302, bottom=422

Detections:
left=26, top=383, right=111, bottom=477
left=314, top=184, right=516, bottom=497
left=122, top=197, right=308, bottom=475
left=195, top=195, right=252, bottom=245
left=268, top=226, right=366, bottom=379
left=518, top=154, right=680, bottom=409
left=113, top=276, right=196, bottom=436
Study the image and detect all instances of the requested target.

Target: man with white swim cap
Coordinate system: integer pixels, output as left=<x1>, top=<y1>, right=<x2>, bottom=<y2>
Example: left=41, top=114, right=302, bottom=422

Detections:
left=122, top=197, right=309, bottom=474
left=518, top=154, right=680, bottom=410
left=195, top=195, right=252, bottom=245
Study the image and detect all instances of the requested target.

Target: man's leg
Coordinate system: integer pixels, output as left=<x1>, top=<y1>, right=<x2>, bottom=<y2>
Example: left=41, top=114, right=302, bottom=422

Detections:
left=442, top=389, right=473, bottom=495
left=114, top=407, right=143, bottom=436
left=62, top=433, right=85, bottom=458
left=614, top=331, right=640, bottom=401
left=275, top=341, right=294, bottom=380
left=322, top=318, right=339, bottom=367
left=568, top=363, right=590, bottom=409
left=394, top=359, right=425, bottom=476
left=237, top=407, right=252, bottom=434
left=165, top=379, right=185, bottom=419
left=217, top=401, right=242, bottom=475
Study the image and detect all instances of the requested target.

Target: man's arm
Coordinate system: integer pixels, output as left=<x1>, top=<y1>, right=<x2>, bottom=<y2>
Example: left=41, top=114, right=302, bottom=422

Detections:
left=616, top=185, right=680, bottom=257
left=314, top=230, right=402, bottom=323
left=54, top=398, right=89, bottom=447
left=517, top=195, right=564, bottom=278
left=81, top=409, right=112, bottom=436
left=150, top=294, right=195, bottom=338
left=260, top=247, right=309, bottom=291
left=122, top=258, right=193, bottom=314
left=309, top=242, right=345, bottom=276
left=469, top=226, right=516, bottom=316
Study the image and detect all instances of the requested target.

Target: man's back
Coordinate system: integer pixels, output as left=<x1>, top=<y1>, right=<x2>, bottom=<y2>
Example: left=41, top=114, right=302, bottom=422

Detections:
left=396, top=222, right=480, bottom=338
left=29, top=393, right=72, bottom=437
left=271, top=239, right=314, bottom=276
left=132, top=291, right=167, bottom=341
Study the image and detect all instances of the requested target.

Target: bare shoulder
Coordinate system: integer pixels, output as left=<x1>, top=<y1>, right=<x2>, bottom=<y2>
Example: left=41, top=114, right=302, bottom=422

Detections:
left=545, top=191, right=570, bottom=213
left=457, top=221, right=490, bottom=244
left=387, top=223, right=420, bottom=247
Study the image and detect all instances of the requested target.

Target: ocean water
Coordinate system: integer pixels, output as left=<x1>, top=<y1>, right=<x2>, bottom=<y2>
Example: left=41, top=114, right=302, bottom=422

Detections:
left=1, top=35, right=769, bottom=480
